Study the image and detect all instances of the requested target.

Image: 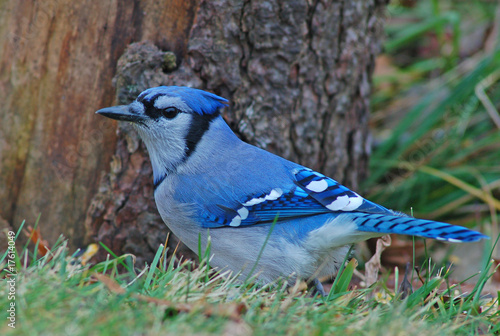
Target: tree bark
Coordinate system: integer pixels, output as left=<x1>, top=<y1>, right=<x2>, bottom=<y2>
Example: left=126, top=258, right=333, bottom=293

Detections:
left=0, top=0, right=387, bottom=264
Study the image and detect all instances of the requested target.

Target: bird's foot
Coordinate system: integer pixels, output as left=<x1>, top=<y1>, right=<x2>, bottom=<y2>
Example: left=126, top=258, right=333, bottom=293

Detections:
left=308, top=278, right=327, bottom=298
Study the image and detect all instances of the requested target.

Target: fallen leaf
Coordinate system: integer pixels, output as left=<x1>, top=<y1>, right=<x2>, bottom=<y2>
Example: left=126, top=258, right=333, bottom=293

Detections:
left=365, top=235, right=392, bottom=287
left=24, top=225, right=51, bottom=257
left=93, top=273, right=247, bottom=322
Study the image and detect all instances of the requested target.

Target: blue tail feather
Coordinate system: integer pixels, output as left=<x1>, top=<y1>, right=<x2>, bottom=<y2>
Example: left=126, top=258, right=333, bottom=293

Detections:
left=353, top=213, right=488, bottom=242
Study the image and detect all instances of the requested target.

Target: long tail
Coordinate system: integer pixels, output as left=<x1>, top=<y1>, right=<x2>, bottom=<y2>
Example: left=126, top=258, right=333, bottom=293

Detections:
left=353, top=213, right=488, bottom=242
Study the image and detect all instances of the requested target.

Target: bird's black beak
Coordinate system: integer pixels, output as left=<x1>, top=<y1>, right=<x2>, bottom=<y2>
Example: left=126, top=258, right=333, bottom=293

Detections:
left=95, top=105, right=146, bottom=123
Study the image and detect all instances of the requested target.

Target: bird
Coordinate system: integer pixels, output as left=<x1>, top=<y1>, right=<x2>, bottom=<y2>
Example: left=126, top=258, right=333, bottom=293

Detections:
left=96, top=86, right=488, bottom=296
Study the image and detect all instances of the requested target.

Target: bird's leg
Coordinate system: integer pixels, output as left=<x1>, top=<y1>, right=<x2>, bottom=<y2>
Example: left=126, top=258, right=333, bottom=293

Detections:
left=308, top=278, right=327, bottom=297
left=398, top=262, right=413, bottom=299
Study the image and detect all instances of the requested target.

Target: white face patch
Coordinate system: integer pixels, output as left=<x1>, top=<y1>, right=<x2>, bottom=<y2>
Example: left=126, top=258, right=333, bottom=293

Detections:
left=305, top=179, right=328, bottom=193
left=153, top=95, right=190, bottom=111
left=326, top=195, right=350, bottom=211
left=135, top=113, right=193, bottom=183
left=129, top=101, right=145, bottom=114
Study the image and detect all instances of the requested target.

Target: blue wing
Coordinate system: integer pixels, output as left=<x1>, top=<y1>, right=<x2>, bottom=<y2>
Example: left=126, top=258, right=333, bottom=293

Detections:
left=293, top=168, right=393, bottom=214
left=197, top=167, right=488, bottom=243
left=200, top=186, right=331, bottom=228
left=200, top=167, right=393, bottom=228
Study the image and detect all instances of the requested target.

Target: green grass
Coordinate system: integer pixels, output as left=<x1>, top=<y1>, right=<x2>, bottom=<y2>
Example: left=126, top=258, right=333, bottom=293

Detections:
left=0, top=234, right=499, bottom=336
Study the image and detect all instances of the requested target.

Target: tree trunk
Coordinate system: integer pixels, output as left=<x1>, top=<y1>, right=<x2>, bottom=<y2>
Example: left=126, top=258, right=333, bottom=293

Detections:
left=0, top=0, right=387, bottom=264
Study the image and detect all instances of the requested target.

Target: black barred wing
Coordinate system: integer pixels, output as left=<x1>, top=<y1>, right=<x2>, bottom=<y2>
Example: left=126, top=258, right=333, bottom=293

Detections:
left=293, top=168, right=394, bottom=214
left=200, top=186, right=333, bottom=228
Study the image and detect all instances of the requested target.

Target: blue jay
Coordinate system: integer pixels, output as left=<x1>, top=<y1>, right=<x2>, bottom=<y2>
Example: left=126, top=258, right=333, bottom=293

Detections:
left=97, top=86, right=488, bottom=295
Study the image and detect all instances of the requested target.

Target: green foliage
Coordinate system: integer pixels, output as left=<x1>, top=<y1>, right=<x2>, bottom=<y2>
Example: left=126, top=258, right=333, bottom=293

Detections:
left=330, top=258, right=357, bottom=296
left=368, top=0, right=500, bottom=237
left=328, top=246, right=356, bottom=299
left=0, top=235, right=498, bottom=336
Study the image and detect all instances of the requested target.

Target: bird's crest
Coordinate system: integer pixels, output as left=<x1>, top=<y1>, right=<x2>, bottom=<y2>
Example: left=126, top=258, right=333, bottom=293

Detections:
left=137, top=86, right=228, bottom=116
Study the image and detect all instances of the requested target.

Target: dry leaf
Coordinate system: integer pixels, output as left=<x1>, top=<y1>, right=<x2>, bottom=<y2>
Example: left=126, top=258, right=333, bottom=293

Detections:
left=365, top=235, right=392, bottom=287
left=80, top=244, right=99, bottom=266
left=24, top=225, right=51, bottom=257
left=93, top=273, right=126, bottom=294
left=93, top=273, right=247, bottom=322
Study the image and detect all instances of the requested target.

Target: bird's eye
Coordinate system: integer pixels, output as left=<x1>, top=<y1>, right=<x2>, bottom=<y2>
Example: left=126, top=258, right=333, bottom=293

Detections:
left=161, top=107, right=179, bottom=119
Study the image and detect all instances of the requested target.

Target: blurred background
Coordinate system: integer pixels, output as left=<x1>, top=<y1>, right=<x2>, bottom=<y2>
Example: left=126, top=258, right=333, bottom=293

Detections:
left=365, top=0, right=500, bottom=282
